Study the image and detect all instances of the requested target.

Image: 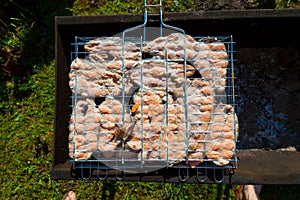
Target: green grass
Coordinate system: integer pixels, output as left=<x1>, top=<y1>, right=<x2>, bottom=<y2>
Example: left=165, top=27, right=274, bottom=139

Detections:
left=71, top=0, right=196, bottom=16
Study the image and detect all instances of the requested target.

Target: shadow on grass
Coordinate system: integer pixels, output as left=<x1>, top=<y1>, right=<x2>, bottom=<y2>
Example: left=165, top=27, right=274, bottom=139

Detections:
left=101, top=181, right=118, bottom=200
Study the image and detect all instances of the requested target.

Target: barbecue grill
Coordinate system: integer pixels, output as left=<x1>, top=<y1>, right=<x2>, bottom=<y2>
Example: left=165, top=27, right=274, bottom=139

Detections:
left=52, top=3, right=300, bottom=184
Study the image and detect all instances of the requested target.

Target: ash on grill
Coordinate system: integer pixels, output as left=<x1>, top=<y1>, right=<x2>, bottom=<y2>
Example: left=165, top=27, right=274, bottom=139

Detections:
left=68, top=32, right=238, bottom=172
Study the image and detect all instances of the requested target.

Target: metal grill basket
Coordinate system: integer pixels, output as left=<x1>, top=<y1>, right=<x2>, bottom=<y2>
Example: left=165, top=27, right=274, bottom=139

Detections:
left=68, top=0, right=238, bottom=182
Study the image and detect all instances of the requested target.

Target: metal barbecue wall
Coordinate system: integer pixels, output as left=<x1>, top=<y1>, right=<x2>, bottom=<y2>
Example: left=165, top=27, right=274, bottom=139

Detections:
left=52, top=9, right=300, bottom=184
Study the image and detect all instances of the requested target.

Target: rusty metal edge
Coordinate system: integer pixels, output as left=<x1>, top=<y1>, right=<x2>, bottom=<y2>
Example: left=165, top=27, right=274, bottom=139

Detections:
left=55, top=8, right=300, bottom=25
